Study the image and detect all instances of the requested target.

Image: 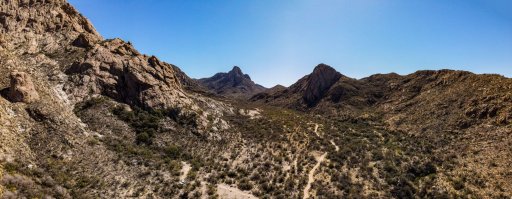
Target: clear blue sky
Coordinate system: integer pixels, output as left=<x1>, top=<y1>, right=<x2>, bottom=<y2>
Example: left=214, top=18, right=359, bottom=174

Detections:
left=68, top=0, right=512, bottom=87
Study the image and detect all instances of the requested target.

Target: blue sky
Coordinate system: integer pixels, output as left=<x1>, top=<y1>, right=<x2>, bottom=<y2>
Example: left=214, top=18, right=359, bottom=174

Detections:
left=68, top=0, right=512, bottom=87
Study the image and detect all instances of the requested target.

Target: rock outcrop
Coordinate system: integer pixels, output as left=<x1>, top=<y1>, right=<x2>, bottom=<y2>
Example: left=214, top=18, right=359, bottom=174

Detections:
left=198, top=66, right=266, bottom=99
left=64, top=38, right=190, bottom=109
left=251, top=64, right=345, bottom=108
left=302, top=64, right=342, bottom=106
left=7, top=71, right=39, bottom=103
left=72, top=33, right=99, bottom=48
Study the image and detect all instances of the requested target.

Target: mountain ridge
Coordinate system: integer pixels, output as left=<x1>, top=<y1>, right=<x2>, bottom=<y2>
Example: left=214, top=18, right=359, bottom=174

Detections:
left=197, top=66, right=266, bottom=99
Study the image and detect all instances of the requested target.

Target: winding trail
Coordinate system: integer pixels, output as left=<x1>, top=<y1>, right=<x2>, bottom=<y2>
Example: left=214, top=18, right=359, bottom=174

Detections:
left=310, top=123, right=320, bottom=137
left=330, top=140, right=339, bottom=152
left=303, top=152, right=328, bottom=199
left=180, top=161, right=191, bottom=182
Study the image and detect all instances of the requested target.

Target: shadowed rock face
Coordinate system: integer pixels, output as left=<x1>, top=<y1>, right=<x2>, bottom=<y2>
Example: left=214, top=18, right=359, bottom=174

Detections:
left=64, top=38, right=189, bottom=109
left=303, top=64, right=342, bottom=106
left=198, top=66, right=266, bottom=99
left=251, top=63, right=345, bottom=108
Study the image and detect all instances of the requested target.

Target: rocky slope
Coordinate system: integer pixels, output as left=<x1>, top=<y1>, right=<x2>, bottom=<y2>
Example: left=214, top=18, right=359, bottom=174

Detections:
left=0, top=1, right=232, bottom=198
left=253, top=64, right=512, bottom=129
left=198, top=66, right=266, bottom=99
left=251, top=64, right=359, bottom=110
left=253, top=64, right=512, bottom=198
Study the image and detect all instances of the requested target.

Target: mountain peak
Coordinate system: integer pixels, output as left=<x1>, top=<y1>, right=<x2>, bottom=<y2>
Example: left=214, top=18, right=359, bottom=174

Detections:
left=304, top=64, right=343, bottom=106
left=312, top=63, right=339, bottom=75
left=198, top=66, right=266, bottom=99
left=228, top=66, right=250, bottom=80
left=230, top=66, right=243, bottom=74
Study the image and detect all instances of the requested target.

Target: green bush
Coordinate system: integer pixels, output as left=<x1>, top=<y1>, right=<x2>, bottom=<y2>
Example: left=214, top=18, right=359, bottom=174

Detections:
left=164, top=145, right=182, bottom=159
left=238, top=179, right=253, bottom=191
left=136, top=132, right=151, bottom=145
left=166, top=107, right=198, bottom=128
left=112, top=106, right=165, bottom=145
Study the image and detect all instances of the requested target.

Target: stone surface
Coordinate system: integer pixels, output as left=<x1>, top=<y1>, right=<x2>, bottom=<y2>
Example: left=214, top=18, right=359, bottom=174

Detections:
left=72, top=33, right=99, bottom=48
left=64, top=38, right=188, bottom=109
left=7, top=71, right=39, bottom=103
left=302, top=64, right=342, bottom=106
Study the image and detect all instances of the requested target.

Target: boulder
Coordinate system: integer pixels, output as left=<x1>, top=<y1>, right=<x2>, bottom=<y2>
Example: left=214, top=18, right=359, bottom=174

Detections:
left=72, top=33, right=99, bottom=48
left=8, top=71, right=39, bottom=103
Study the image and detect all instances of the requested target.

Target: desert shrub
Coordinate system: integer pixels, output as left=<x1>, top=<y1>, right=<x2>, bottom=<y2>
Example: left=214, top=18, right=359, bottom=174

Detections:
left=407, top=161, right=437, bottom=179
left=164, top=145, right=182, bottom=159
left=227, top=171, right=237, bottom=178
left=1, top=174, right=40, bottom=198
left=207, top=184, right=216, bottom=195
left=238, top=179, right=253, bottom=191
left=390, top=177, right=417, bottom=199
left=136, top=132, right=151, bottom=145
left=166, top=107, right=198, bottom=128
left=452, top=178, right=465, bottom=190
left=112, top=106, right=165, bottom=145
left=73, top=97, right=108, bottom=113
left=250, top=173, right=261, bottom=181
left=261, top=182, right=275, bottom=193
left=3, top=162, right=21, bottom=174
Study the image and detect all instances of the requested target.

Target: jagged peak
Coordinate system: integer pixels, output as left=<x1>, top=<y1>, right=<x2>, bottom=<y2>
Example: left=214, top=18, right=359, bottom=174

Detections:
left=197, top=65, right=266, bottom=98
left=303, top=63, right=343, bottom=107
left=230, top=66, right=243, bottom=75
left=227, top=66, right=252, bottom=80
left=310, top=63, right=342, bottom=78
left=313, top=63, right=336, bottom=72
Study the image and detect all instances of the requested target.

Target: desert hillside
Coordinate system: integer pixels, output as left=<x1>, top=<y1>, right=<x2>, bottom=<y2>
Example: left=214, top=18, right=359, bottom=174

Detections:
left=0, top=1, right=510, bottom=198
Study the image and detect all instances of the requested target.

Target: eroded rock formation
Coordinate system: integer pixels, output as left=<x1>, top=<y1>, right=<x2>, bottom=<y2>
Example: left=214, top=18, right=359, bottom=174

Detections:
left=303, top=64, right=342, bottom=106
left=7, top=71, right=39, bottom=103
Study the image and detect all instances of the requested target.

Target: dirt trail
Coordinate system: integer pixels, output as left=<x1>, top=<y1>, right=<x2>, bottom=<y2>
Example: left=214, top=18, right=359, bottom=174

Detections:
left=180, top=161, right=191, bottom=182
left=330, top=140, right=339, bottom=152
left=303, top=152, right=327, bottom=199
left=217, top=184, right=258, bottom=199
left=311, top=123, right=320, bottom=137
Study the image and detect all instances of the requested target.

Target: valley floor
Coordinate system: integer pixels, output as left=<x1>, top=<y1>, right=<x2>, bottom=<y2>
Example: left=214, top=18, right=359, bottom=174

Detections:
left=1, top=97, right=511, bottom=198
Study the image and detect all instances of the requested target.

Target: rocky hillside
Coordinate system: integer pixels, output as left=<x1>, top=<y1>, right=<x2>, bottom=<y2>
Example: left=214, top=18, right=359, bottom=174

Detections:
left=198, top=66, right=266, bottom=99
left=0, top=1, right=231, bottom=198
left=253, top=64, right=512, bottom=198
left=253, top=64, right=512, bottom=130
left=0, top=1, right=511, bottom=199
left=251, top=64, right=359, bottom=109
